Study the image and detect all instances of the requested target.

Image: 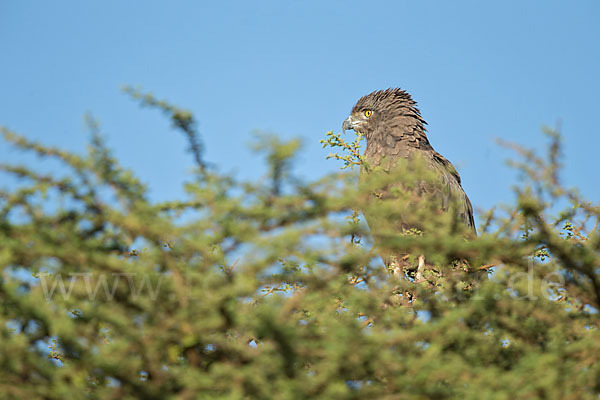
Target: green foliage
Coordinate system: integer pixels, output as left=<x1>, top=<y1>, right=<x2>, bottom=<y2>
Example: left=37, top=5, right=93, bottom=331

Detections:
left=0, top=94, right=599, bottom=399
left=122, top=86, right=206, bottom=173
left=321, top=130, right=365, bottom=169
left=250, top=131, right=302, bottom=196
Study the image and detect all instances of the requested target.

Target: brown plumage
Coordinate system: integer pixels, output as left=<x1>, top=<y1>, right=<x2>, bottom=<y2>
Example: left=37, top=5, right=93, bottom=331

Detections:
left=342, top=88, right=475, bottom=274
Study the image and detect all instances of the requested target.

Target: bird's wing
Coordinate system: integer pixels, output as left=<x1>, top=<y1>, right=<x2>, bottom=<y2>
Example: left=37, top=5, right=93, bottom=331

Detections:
left=429, top=151, right=476, bottom=234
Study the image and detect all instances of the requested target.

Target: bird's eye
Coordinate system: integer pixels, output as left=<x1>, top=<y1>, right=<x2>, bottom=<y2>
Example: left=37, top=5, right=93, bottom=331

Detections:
left=364, top=110, right=372, bottom=118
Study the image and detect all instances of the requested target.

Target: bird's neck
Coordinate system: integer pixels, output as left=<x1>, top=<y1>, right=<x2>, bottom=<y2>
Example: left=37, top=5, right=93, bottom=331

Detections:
left=364, top=123, right=432, bottom=169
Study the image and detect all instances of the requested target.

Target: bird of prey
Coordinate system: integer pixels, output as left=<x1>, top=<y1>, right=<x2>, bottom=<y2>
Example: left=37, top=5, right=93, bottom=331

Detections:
left=342, top=88, right=475, bottom=278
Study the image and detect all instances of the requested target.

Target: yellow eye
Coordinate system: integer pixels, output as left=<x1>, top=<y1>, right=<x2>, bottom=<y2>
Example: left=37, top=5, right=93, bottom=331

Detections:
left=364, top=110, right=372, bottom=118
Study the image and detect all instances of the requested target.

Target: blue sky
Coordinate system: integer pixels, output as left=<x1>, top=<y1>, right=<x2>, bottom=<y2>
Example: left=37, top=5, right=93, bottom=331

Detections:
left=1, top=1, right=599, bottom=220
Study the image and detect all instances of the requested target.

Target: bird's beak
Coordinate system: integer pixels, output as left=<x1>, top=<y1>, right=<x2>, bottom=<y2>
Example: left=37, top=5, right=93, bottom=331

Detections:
left=342, top=116, right=355, bottom=132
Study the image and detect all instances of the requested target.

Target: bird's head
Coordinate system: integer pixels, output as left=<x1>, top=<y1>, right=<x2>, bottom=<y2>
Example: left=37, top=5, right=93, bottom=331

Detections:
left=342, top=88, right=426, bottom=139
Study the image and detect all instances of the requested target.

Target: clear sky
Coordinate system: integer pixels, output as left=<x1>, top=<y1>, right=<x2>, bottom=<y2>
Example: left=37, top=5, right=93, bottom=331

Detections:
left=1, top=1, right=599, bottom=220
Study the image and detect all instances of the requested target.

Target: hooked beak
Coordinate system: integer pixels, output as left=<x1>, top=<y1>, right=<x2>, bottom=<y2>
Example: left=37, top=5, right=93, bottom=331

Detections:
left=342, top=116, right=356, bottom=132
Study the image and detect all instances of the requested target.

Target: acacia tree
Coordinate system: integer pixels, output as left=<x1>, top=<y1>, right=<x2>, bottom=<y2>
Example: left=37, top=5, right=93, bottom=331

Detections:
left=0, top=90, right=598, bottom=399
